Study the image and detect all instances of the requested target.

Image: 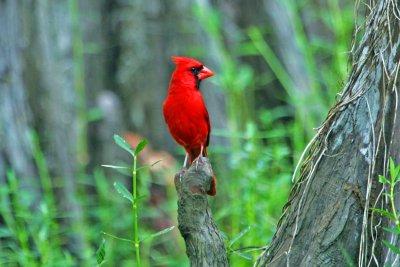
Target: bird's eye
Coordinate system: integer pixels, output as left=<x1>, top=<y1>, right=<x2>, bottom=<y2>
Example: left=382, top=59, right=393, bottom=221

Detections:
left=191, top=67, right=199, bottom=75
left=190, top=66, right=203, bottom=75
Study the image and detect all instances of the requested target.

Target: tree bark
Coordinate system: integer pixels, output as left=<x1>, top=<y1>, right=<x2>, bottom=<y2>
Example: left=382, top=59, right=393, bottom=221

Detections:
left=92, top=90, right=125, bottom=168
left=257, top=0, right=400, bottom=266
left=24, top=0, right=89, bottom=259
left=175, top=157, right=229, bottom=266
left=0, top=0, right=41, bottom=202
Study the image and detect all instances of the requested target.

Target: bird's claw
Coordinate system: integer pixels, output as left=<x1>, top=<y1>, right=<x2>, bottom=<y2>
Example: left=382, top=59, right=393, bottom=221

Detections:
left=195, top=146, right=204, bottom=171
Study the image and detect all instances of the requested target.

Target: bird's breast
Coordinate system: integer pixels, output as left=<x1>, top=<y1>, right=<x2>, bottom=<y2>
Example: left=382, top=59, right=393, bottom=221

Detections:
left=163, top=92, right=209, bottom=148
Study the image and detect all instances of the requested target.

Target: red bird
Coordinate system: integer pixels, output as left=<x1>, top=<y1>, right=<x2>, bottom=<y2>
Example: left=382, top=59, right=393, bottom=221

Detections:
left=163, top=56, right=216, bottom=196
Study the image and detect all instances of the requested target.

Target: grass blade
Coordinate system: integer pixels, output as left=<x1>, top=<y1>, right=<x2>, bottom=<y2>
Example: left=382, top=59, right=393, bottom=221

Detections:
left=229, top=226, right=251, bottom=247
left=383, top=240, right=400, bottom=255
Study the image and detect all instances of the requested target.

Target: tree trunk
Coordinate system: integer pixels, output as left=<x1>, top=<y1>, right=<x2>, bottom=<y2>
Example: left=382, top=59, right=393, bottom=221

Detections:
left=92, top=90, right=125, bottom=168
left=0, top=0, right=41, bottom=202
left=175, top=157, right=229, bottom=266
left=24, top=0, right=89, bottom=259
left=257, top=1, right=400, bottom=266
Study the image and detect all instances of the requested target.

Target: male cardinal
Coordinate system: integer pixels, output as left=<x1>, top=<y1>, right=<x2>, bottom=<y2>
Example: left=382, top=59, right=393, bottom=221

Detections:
left=163, top=56, right=216, bottom=196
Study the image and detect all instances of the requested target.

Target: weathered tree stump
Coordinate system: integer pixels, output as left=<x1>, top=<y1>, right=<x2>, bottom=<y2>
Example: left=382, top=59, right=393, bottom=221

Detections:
left=174, top=157, right=229, bottom=266
left=257, top=1, right=400, bottom=266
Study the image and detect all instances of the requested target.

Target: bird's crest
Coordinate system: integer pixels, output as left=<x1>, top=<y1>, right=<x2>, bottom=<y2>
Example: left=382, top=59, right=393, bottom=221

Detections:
left=171, top=56, right=203, bottom=67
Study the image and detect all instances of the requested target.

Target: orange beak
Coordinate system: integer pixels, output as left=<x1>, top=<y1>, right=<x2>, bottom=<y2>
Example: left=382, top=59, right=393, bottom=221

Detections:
left=198, top=66, right=214, bottom=80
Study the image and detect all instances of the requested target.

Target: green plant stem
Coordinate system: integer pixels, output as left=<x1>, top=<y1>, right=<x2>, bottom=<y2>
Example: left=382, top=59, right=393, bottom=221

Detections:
left=132, top=156, right=141, bottom=266
left=69, top=0, right=88, bottom=168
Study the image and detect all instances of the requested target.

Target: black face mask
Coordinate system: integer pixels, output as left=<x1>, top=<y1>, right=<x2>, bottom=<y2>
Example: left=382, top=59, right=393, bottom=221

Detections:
left=191, top=66, right=203, bottom=89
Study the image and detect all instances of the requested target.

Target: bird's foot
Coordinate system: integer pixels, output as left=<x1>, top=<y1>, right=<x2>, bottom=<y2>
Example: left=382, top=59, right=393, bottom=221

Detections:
left=194, top=155, right=204, bottom=170
left=195, top=146, right=204, bottom=171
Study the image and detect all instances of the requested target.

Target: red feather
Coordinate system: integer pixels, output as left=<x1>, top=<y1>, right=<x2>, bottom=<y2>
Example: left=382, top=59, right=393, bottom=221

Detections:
left=163, top=56, right=216, bottom=196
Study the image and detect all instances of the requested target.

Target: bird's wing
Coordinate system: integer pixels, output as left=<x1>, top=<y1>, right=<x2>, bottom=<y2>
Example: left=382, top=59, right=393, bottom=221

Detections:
left=205, top=108, right=211, bottom=147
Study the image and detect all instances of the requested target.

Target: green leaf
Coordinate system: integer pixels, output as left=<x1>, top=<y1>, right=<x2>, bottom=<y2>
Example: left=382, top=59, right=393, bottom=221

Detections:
left=383, top=226, right=400, bottom=235
left=113, top=182, right=133, bottom=203
left=389, top=158, right=400, bottom=182
left=396, top=166, right=400, bottom=182
left=134, top=139, right=148, bottom=156
left=383, top=240, right=400, bottom=255
left=102, top=232, right=133, bottom=243
left=390, top=158, right=396, bottom=179
left=229, top=226, right=251, bottom=247
left=101, top=164, right=129, bottom=170
left=113, top=134, right=134, bottom=156
left=371, top=208, right=395, bottom=220
left=140, top=226, right=175, bottom=242
left=103, top=165, right=131, bottom=177
left=96, top=238, right=106, bottom=265
left=379, top=175, right=389, bottom=184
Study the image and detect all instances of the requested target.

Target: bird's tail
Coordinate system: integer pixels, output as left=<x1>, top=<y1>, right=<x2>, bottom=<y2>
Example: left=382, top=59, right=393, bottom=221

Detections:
left=207, top=175, right=217, bottom=196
